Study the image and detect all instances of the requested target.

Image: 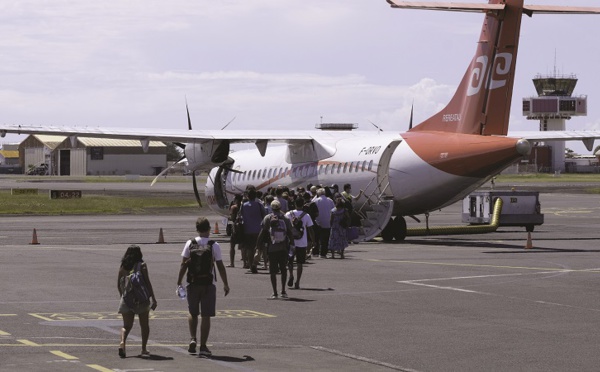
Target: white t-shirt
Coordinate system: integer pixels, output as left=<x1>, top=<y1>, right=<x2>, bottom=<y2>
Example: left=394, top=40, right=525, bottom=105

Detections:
left=285, top=209, right=314, bottom=248
left=181, top=237, right=223, bottom=261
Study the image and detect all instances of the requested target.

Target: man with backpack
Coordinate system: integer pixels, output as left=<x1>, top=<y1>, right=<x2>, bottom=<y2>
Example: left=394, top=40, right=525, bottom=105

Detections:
left=256, top=200, right=295, bottom=299
left=177, top=217, right=230, bottom=357
left=285, top=198, right=315, bottom=289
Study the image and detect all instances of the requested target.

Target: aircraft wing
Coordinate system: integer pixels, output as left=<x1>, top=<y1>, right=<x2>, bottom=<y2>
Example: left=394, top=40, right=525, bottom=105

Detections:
left=0, top=124, right=321, bottom=143
left=507, top=130, right=600, bottom=152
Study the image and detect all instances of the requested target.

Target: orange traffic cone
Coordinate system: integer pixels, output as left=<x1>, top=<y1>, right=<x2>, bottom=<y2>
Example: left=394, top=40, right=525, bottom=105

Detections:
left=30, top=228, right=40, bottom=245
left=525, top=232, right=533, bottom=249
left=157, top=228, right=165, bottom=244
left=214, top=222, right=220, bottom=234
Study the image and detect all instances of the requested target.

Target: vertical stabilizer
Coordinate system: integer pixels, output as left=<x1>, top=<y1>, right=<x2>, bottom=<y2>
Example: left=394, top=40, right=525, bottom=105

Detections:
left=402, top=0, right=524, bottom=135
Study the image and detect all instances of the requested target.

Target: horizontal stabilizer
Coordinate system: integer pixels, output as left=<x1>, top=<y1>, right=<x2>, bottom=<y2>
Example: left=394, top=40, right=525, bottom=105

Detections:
left=386, top=1, right=504, bottom=13
left=523, top=5, right=600, bottom=15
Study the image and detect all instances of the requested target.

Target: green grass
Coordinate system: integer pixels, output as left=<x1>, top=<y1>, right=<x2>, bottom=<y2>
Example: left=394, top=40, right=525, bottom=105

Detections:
left=0, top=191, right=199, bottom=215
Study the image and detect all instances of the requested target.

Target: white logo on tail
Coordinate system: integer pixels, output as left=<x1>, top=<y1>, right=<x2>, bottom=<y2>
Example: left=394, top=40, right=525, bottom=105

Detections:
left=467, top=53, right=513, bottom=96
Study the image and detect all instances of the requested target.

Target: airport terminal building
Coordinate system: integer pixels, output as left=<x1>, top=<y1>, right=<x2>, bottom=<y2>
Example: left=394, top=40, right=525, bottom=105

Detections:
left=19, top=135, right=166, bottom=176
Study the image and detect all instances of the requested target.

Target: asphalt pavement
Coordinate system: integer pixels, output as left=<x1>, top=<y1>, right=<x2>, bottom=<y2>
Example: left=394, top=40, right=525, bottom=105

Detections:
left=2, top=181, right=600, bottom=371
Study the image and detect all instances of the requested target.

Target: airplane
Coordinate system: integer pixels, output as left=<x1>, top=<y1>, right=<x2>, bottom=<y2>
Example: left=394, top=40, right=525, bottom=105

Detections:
left=2, top=0, right=600, bottom=242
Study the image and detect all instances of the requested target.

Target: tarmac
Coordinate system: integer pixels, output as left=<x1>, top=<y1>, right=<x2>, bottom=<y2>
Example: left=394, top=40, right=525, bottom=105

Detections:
left=2, top=179, right=600, bottom=371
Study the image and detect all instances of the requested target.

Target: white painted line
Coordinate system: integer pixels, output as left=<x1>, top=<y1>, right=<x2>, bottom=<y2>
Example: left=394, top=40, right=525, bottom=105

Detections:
left=399, top=282, right=482, bottom=294
left=312, top=346, right=421, bottom=372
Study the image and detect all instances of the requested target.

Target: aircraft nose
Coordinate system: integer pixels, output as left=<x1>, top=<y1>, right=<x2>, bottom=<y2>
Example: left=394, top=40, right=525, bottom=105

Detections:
left=516, top=138, right=531, bottom=156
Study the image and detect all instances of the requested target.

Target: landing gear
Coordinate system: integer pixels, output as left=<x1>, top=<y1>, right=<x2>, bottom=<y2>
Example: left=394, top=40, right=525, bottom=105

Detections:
left=381, top=216, right=407, bottom=242
left=393, top=216, right=407, bottom=241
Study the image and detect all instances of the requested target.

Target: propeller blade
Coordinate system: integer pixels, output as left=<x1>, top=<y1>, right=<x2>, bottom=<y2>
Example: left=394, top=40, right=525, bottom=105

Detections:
left=192, top=170, right=202, bottom=207
left=151, top=156, right=186, bottom=186
left=221, top=116, right=236, bottom=130
left=221, top=165, right=243, bottom=174
left=186, top=99, right=193, bottom=131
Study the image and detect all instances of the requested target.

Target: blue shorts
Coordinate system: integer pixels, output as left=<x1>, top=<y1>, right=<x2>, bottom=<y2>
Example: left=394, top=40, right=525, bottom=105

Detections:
left=186, top=283, right=216, bottom=317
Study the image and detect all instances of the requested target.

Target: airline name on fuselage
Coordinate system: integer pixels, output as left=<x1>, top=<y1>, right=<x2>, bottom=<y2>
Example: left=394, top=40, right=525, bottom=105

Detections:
left=358, top=146, right=381, bottom=156
left=443, top=114, right=461, bottom=122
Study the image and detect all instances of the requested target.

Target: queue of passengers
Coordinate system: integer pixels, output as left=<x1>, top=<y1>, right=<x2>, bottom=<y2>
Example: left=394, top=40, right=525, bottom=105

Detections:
left=228, top=183, right=363, bottom=290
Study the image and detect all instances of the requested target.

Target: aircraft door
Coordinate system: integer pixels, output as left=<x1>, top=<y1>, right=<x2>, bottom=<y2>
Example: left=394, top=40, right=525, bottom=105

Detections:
left=376, top=140, right=402, bottom=199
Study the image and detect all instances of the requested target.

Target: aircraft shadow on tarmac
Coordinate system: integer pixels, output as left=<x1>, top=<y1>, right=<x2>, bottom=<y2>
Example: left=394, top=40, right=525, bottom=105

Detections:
left=404, top=238, right=600, bottom=253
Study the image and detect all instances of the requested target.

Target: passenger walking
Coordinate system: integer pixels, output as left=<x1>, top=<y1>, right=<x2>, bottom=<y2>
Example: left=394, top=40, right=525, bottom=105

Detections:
left=177, top=217, right=230, bottom=357
left=117, top=245, right=157, bottom=358
left=228, top=194, right=243, bottom=268
left=240, top=188, right=266, bottom=273
left=313, top=188, right=335, bottom=258
left=256, top=200, right=294, bottom=299
left=329, top=198, right=350, bottom=258
left=285, top=198, right=315, bottom=289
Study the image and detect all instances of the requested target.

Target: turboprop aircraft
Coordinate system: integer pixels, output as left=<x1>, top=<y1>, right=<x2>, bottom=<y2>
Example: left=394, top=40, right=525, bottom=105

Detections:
left=2, top=0, right=600, bottom=241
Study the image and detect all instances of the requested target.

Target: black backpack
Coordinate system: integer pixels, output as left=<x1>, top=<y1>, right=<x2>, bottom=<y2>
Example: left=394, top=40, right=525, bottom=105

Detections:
left=186, top=238, right=216, bottom=285
left=291, top=211, right=307, bottom=240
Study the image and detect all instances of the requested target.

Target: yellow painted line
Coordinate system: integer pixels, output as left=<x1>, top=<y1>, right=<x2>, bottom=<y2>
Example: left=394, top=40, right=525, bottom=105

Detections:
left=367, top=259, right=600, bottom=273
left=17, top=339, right=40, bottom=346
left=0, top=330, right=10, bottom=336
left=31, top=309, right=276, bottom=322
left=50, top=350, right=79, bottom=360
left=86, top=365, right=113, bottom=372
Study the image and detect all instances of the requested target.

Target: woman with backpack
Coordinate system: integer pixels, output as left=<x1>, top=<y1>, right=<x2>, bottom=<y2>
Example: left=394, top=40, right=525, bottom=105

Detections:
left=117, top=245, right=157, bottom=358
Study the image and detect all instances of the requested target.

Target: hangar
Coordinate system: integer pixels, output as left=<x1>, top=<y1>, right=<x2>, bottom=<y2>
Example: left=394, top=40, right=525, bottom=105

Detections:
left=19, top=135, right=166, bottom=176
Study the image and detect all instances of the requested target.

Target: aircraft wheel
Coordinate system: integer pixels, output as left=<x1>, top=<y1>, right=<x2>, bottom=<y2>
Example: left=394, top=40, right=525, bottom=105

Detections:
left=381, top=218, right=395, bottom=242
left=393, top=216, right=407, bottom=241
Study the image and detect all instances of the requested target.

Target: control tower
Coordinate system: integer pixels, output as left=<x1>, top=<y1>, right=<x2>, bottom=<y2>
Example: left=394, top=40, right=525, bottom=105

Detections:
left=522, top=73, right=587, bottom=172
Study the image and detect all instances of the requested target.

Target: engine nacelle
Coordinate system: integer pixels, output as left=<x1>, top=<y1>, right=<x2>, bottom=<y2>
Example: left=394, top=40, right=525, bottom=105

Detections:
left=185, top=140, right=229, bottom=172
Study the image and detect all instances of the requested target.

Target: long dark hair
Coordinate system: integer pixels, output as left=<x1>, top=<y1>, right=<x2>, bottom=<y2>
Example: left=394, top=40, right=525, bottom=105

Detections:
left=120, top=245, right=144, bottom=271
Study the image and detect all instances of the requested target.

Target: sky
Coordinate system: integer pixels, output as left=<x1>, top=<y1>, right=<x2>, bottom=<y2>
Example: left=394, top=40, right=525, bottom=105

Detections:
left=1, top=0, right=599, bottom=154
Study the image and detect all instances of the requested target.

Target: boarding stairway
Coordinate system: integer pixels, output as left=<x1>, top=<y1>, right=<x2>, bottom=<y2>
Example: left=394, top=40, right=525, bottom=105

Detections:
left=351, top=175, right=395, bottom=242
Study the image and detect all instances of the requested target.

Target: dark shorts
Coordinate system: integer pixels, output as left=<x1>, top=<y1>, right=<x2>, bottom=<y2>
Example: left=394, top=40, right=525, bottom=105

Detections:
left=268, top=250, right=289, bottom=274
left=290, top=246, right=307, bottom=265
left=186, top=283, right=216, bottom=317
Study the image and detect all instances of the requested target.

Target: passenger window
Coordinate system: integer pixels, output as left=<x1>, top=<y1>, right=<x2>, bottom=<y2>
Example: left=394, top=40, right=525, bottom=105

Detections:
left=337, top=163, right=341, bottom=174
left=325, top=164, right=330, bottom=174
left=368, top=160, right=373, bottom=171
left=362, top=161, right=367, bottom=172
left=355, top=162, right=360, bottom=172
left=268, top=168, right=272, bottom=178
left=349, top=162, right=354, bottom=173
left=343, top=162, right=348, bottom=173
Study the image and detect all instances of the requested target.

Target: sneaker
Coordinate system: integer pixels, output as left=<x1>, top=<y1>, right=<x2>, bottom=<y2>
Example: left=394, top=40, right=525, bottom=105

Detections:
left=198, top=345, right=212, bottom=357
left=287, top=275, right=294, bottom=288
left=188, top=339, right=197, bottom=354
left=269, top=293, right=278, bottom=300
left=294, top=282, right=300, bottom=289
left=281, top=291, right=288, bottom=299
